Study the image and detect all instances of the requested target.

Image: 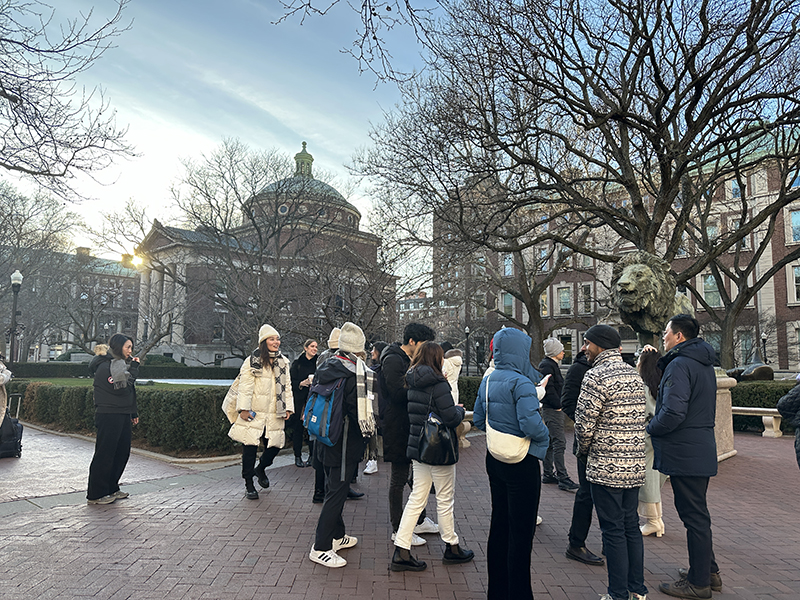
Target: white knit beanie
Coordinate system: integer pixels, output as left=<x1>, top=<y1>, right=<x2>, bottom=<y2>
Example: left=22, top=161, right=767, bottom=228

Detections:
left=338, top=322, right=365, bottom=354
left=327, top=327, right=341, bottom=349
left=543, top=337, right=565, bottom=357
left=258, top=324, right=280, bottom=343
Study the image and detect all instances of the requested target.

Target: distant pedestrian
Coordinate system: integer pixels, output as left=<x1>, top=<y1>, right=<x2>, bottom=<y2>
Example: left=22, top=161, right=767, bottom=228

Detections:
left=561, top=349, right=605, bottom=567
left=290, top=339, right=318, bottom=468
left=777, top=383, right=800, bottom=470
left=539, top=337, right=579, bottom=492
left=649, top=315, right=722, bottom=599
left=0, top=356, right=12, bottom=428
left=228, top=324, right=293, bottom=500
left=474, top=328, right=550, bottom=600
left=86, top=334, right=140, bottom=505
left=363, top=340, right=388, bottom=476
left=575, top=324, right=647, bottom=600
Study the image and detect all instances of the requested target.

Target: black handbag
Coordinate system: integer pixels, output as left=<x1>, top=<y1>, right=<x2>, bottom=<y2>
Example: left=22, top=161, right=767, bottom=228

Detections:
left=417, top=395, right=459, bottom=466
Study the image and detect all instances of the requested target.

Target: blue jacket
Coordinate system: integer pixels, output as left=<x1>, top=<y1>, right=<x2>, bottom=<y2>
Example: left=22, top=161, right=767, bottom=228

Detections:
left=647, top=337, right=718, bottom=477
left=474, top=328, right=549, bottom=460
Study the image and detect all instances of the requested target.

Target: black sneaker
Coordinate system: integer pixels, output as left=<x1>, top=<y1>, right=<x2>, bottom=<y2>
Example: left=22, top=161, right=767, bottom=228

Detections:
left=558, top=478, right=580, bottom=492
left=542, top=473, right=558, bottom=484
left=678, top=568, right=723, bottom=592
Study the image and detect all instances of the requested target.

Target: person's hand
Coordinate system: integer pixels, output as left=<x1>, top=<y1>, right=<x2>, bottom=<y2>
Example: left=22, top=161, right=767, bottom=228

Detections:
left=240, top=410, right=253, bottom=421
left=131, top=356, right=140, bottom=362
left=284, top=411, right=293, bottom=420
left=642, top=345, right=658, bottom=353
left=300, top=377, right=311, bottom=388
left=132, top=417, right=139, bottom=425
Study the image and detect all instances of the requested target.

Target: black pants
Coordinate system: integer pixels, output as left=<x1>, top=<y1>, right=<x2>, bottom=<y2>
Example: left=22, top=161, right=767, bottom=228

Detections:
left=486, top=452, right=541, bottom=600
left=568, top=456, right=595, bottom=548
left=87, top=413, right=132, bottom=501
left=670, top=476, right=719, bottom=587
left=287, top=410, right=306, bottom=458
left=314, top=461, right=359, bottom=551
left=389, top=461, right=426, bottom=532
left=241, top=437, right=281, bottom=479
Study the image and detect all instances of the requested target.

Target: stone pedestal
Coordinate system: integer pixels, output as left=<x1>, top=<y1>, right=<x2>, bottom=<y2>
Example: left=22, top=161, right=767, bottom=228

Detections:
left=716, top=372, right=737, bottom=461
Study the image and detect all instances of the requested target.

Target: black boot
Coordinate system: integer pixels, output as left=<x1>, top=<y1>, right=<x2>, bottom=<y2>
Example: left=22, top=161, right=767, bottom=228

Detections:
left=244, top=479, right=259, bottom=500
left=443, top=543, right=475, bottom=565
left=254, top=467, right=269, bottom=489
left=390, top=546, right=427, bottom=572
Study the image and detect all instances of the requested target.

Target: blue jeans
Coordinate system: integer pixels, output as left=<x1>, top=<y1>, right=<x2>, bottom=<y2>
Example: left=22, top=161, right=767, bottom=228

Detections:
left=590, top=483, right=647, bottom=600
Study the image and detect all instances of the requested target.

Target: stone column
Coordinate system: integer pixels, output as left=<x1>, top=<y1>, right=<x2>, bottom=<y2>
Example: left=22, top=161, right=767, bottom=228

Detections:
left=716, top=371, right=737, bottom=461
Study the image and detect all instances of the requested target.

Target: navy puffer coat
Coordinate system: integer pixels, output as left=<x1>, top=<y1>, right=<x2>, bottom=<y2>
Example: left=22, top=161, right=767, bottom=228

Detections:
left=647, top=337, right=718, bottom=477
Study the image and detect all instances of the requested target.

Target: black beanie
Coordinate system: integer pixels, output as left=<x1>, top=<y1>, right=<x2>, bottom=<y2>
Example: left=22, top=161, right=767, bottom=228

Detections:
left=584, top=324, right=621, bottom=350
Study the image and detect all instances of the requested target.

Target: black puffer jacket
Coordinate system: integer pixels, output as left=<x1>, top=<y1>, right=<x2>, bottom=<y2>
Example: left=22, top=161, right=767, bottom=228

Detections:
left=560, top=351, right=591, bottom=423
left=537, top=356, right=564, bottom=410
left=313, top=354, right=367, bottom=468
left=290, top=352, right=316, bottom=414
left=777, top=384, right=800, bottom=470
left=89, top=354, right=138, bottom=416
left=404, top=365, right=465, bottom=462
left=380, top=343, right=412, bottom=463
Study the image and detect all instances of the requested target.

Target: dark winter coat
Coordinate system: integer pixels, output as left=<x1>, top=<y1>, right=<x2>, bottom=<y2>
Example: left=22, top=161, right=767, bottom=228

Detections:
left=290, top=352, right=317, bottom=414
left=404, top=365, right=465, bottom=462
left=646, top=337, right=718, bottom=477
left=560, top=351, right=591, bottom=423
left=90, top=354, right=138, bottom=416
left=312, top=354, right=367, bottom=469
left=379, top=342, right=413, bottom=463
left=777, top=384, right=800, bottom=470
left=537, top=356, right=564, bottom=410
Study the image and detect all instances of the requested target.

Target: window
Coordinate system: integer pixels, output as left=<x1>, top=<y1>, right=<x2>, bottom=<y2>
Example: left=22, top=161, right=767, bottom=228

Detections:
left=791, top=171, right=800, bottom=188
left=731, top=219, right=749, bottom=249
left=582, top=253, right=593, bottom=268
left=540, top=291, right=549, bottom=317
left=581, top=284, right=592, bottom=313
left=739, top=330, right=754, bottom=366
left=731, top=180, right=743, bottom=199
left=794, top=266, right=800, bottom=302
left=706, top=221, right=719, bottom=241
left=502, top=293, right=513, bottom=317
left=538, top=248, right=549, bottom=272
left=503, top=254, right=513, bottom=277
left=558, top=287, right=571, bottom=315
left=278, top=204, right=289, bottom=215
left=791, top=210, right=800, bottom=242
left=703, top=274, right=722, bottom=308
left=539, top=214, right=549, bottom=232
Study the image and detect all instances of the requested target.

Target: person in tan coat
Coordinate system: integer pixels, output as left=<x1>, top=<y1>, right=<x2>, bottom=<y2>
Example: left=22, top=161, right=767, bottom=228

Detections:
left=228, top=324, right=293, bottom=499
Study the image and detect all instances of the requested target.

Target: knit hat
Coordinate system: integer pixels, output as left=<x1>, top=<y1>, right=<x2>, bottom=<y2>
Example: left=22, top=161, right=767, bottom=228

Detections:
left=327, top=327, right=341, bottom=349
left=583, top=324, right=621, bottom=350
left=543, top=337, right=565, bottom=357
left=338, top=322, right=365, bottom=354
left=258, top=324, right=280, bottom=343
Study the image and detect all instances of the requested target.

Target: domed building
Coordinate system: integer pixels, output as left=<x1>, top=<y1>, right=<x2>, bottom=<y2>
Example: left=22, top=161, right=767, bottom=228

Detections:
left=136, top=143, right=395, bottom=366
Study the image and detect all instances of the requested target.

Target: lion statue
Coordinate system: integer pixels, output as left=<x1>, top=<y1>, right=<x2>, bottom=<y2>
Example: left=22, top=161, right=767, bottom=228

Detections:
left=611, top=251, right=694, bottom=343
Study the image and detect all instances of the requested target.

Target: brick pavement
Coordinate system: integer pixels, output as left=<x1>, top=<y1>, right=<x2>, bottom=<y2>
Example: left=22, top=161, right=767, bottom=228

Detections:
left=0, top=428, right=798, bottom=599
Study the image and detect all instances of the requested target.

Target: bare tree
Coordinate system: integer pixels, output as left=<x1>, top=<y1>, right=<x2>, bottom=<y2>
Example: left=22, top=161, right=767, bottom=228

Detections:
left=0, top=0, right=134, bottom=197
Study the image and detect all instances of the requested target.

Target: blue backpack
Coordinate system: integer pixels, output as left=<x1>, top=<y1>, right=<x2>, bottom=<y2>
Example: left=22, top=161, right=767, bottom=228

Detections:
left=303, top=377, right=346, bottom=447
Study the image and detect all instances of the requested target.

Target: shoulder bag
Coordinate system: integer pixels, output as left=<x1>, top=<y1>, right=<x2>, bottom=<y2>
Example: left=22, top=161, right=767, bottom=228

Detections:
left=417, top=393, right=459, bottom=466
left=485, top=373, right=530, bottom=464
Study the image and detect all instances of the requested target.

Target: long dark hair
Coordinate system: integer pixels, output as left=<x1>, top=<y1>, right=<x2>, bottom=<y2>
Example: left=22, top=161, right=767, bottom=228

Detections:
left=108, top=333, right=131, bottom=360
left=637, top=348, right=662, bottom=398
left=410, top=341, right=444, bottom=378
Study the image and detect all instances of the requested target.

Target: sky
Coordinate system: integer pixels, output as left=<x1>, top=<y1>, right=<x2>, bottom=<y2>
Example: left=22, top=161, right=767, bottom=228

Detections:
left=15, top=0, right=427, bottom=252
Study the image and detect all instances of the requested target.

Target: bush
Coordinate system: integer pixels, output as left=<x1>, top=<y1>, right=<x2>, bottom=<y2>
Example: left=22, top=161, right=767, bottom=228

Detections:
left=730, top=380, right=796, bottom=433
left=142, top=354, right=184, bottom=366
left=10, top=362, right=239, bottom=379
left=458, top=376, right=483, bottom=412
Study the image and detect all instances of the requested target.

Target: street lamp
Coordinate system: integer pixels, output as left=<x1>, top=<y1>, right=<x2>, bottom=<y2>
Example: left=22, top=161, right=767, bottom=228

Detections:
left=9, top=270, right=22, bottom=367
left=142, top=316, right=149, bottom=342
left=761, top=332, right=768, bottom=364
left=104, top=321, right=115, bottom=343
left=464, top=326, right=471, bottom=377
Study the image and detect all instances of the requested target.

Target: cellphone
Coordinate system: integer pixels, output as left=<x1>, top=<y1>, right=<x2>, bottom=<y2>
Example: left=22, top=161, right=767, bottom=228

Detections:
left=248, top=410, right=256, bottom=421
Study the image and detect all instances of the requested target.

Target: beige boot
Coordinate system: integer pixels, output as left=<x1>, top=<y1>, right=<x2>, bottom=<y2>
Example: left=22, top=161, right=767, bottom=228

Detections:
left=638, top=501, right=664, bottom=537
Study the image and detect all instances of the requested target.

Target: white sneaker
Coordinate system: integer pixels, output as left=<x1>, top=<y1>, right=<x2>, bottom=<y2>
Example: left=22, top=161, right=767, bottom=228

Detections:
left=629, top=593, right=647, bottom=600
left=413, top=516, right=439, bottom=535
left=392, top=532, right=427, bottom=546
left=112, top=490, right=129, bottom=499
left=333, top=534, right=358, bottom=550
left=87, top=494, right=116, bottom=505
left=309, top=546, right=347, bottom=568
left=363, top=459, right=378, bottom=474
left=536, top=514, right=543, bottom=525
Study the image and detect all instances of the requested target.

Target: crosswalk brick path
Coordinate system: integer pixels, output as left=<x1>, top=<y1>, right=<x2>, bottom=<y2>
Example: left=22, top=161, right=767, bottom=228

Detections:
left=0, top=429, right=798, bottom=599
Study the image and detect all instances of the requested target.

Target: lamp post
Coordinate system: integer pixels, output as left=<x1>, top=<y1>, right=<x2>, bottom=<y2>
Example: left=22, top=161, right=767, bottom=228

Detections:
left=9, top=270, right=22, bottom=367
left=761, top=332, right=768, bottom=364
left=142, top=316, right=149, bottom=342
left=464, top=325, right=471, bottom=377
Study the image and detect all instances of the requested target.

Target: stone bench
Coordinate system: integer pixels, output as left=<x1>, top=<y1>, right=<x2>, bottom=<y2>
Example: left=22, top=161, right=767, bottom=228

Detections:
left=456, top=411, right=474, bottom=448
left=731, top=406, right=783, bottom=438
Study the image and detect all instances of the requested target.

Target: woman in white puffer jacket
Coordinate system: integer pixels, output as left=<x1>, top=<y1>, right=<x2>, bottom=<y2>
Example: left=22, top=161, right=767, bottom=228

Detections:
left=228, top=324, right=293, bottom=500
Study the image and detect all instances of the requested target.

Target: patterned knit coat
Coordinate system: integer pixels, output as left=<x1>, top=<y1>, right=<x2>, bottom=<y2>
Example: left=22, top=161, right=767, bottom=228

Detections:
left=575, top=348, right=646, bottom=488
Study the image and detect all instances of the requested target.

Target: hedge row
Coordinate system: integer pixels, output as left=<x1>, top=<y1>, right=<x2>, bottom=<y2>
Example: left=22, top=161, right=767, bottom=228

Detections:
left=730, top=380, right=796, bottom=433
left=10, top=362, right=240, bottom=380
left=7, top=380, right=237, bottom=454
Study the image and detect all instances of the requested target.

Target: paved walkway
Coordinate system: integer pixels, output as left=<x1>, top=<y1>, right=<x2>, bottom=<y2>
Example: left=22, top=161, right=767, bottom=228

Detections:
left=0, top=425, right=798, bottom=599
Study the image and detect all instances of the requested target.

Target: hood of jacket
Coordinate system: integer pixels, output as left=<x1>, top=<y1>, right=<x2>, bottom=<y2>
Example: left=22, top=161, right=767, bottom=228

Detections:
left=89, top=353, right=112, bottom=376
left=405, top=364, right=445, bottom=390
left=380, top=342, right=409, bottom=364
left=493, top=328, right=542, bottom=383
left=659, top=337, right=716, bottom=371
left=315, top=353, right=354, bottom=384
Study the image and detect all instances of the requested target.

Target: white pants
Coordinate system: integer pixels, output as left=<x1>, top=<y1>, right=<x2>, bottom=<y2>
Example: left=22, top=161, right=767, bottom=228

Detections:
left=394, top=460, right=459, bottom=549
